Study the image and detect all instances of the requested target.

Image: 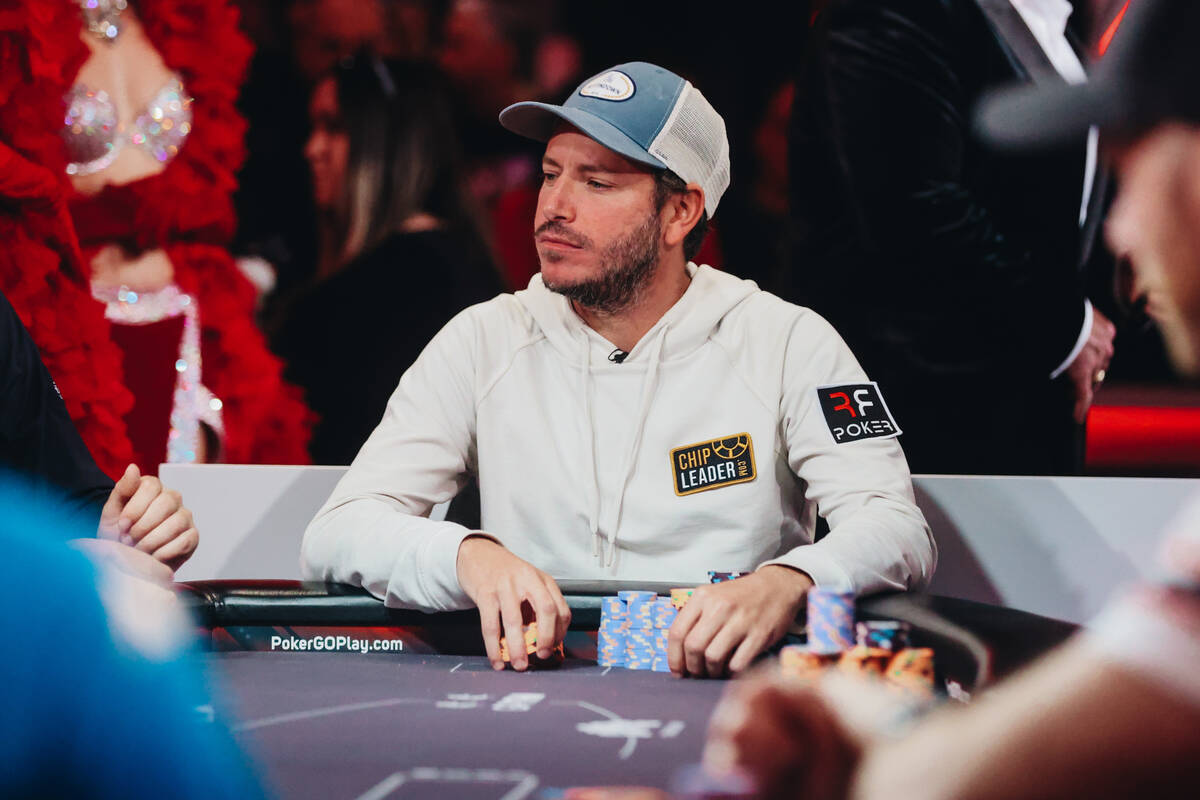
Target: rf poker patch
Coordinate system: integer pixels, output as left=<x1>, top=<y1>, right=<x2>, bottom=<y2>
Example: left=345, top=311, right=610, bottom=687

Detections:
left=671, top=433, right=756, bottom=496
left=817, top=383, right=901, bottom=445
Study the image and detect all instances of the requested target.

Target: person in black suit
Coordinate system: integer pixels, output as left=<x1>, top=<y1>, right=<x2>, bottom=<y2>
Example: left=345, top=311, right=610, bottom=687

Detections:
left=788, top=0, right=1116, bottom=475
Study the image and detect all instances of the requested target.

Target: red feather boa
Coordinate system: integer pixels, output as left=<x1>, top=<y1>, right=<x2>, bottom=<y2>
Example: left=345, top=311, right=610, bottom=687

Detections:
left=0, top=0, right=311, bottom=474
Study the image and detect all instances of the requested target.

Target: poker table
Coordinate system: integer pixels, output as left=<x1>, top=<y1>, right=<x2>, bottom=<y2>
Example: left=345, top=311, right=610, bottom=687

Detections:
left=180, top=581, right=1077, bottom=799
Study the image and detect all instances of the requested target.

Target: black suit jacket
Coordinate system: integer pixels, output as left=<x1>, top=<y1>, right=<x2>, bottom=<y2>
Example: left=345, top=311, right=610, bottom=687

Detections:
left=789, top=0, right=1109, bottom=474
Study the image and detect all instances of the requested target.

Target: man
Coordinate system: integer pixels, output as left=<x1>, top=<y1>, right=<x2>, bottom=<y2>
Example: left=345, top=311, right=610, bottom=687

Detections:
left=704, top=2, right=1200, bottom=796
left=788, top=0, right=1117, bottom=475
left=302, top=62, right=935, bottom=677
left=1, top=288, right=199, bottom=578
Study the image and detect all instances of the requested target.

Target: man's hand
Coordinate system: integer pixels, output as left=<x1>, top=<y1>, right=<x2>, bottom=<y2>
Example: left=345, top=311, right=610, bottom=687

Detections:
left=703, top=668, right=862, bottom=800
left=456, top=535, right=571, bottom=671
left=1065, top=307, right=1116, bottom=423
left=668, top=566, right=813, bottom=678
left=98, top=464, right=199, bottom=570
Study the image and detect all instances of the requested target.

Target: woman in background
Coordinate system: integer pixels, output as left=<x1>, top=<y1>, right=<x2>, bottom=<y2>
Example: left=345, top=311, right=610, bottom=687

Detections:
left=274, top=54, right=503, bottom=464
left=0, top=0, right=312, bottom=477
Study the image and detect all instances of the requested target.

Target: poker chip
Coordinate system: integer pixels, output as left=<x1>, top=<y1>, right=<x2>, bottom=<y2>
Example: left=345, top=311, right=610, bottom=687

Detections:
left=885, top=648, right=936, bottom=698
left=779, top=644, right=835, bottom=682
left=598, top=590, right=680, bottom=672
left=837, top=645, right=893, bottom=676
left=708, top=570, right=749, bottom=583
left=653, top=597, right=678, bottom=627
left=498, top=621, right=564, bottom=668
left=669, top=588, right=694, bottom=610
left=855, top=620, right=910, bottom=652
left=806, top=589, right=856, bottom=654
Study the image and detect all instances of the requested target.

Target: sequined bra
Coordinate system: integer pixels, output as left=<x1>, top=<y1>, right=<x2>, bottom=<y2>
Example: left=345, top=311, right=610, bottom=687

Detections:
left=62, top=76, right=193, bottom=176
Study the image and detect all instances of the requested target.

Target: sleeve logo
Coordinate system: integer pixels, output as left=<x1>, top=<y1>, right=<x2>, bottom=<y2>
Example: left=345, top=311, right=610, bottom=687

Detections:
left=816, top=383, right=902, bottom=444
left=671, top=433, right=757, bottom=496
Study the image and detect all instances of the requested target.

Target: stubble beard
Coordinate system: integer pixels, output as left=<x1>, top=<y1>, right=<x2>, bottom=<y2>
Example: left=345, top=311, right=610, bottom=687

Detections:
left=540, top=213, right=662, bottom=315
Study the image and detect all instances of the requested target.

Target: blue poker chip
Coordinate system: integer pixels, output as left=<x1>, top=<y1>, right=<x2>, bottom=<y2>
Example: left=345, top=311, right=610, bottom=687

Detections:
left=618, top=591, right=658, bottom=603
left=652, top=658, right=671, bottom=672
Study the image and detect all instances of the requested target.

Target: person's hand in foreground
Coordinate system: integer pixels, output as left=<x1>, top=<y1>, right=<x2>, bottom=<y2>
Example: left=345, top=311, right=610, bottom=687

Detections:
left=456, top=535, right=571, bottom=670
left=97, top=464, right=198, bottom=570
left=669, top=566, right=813, bottom=678
left=703, top=667, right=863, bottom=800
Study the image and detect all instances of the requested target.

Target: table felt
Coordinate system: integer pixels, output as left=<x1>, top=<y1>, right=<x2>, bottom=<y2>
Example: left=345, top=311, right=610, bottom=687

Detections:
left=206, top=652, right=727, bottom=800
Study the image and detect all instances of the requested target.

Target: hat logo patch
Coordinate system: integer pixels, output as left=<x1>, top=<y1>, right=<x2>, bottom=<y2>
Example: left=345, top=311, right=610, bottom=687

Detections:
left=579, top=71, right=635, bottom=101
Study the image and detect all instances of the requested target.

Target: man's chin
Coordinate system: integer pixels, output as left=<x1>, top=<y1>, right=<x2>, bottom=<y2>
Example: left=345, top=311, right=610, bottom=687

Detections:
left=540, top=261, right=594, bottom=291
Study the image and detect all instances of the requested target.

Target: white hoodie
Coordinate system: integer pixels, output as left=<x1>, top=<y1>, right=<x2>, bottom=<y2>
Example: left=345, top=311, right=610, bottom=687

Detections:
left=302, top=264, right=935, bottom=610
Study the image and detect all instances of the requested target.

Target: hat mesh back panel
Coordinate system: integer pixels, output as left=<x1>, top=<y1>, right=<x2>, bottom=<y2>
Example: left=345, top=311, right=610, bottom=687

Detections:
left=648, top=85, right=731, bottom=217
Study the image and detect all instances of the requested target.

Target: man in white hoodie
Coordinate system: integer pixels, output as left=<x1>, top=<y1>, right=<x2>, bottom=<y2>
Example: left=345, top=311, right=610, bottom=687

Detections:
left=301, top=61, right=935, bottom=676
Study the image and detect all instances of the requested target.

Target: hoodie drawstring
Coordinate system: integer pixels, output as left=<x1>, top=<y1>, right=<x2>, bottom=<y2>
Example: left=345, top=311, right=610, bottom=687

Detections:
left=600, top=326, right=667, bottom=568
left=579, top=337, right=603, bottom=560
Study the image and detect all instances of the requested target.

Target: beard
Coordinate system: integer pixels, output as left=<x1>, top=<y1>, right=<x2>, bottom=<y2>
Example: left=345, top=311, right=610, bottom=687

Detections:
left=538, top=212, right=661, bottom=314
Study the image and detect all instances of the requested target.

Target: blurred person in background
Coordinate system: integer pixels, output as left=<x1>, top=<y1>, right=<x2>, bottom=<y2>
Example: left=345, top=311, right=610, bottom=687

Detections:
left=272, top=54, right=503, bottom=465
left=439, top=0, right=583, bottom=289
left=702, top=3, right=1200, bottom=798
left=0, top=0, right=311, bottom=479
left=788, top=0, right=1117, bottom=476
left=236, top=0, right=454, bottom=319
left=0, top=470, right=268, bottom=798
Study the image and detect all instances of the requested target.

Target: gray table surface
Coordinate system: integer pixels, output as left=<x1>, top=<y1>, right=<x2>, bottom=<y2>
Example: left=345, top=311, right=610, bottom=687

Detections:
left=206, top=651, right=728, bottom=800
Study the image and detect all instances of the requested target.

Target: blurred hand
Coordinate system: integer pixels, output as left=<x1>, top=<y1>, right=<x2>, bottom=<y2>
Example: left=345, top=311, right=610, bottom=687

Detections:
left=704, top=669, right=863, bottom=800
left=563, top=788, right=669, bottom=800
left=668, top=566, right=812, bottom=678
left=1065, top=307, right=1116, bottom=423
left=98, top=464, right=199, bottom=570
left=456, top=535, right=570, bottom=671
left=71, top=537, right=175, bottom=586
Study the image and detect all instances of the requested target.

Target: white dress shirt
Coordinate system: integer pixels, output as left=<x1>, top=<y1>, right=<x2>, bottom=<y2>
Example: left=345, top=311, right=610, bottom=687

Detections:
left=1010, top=0, right=1099, bottom=378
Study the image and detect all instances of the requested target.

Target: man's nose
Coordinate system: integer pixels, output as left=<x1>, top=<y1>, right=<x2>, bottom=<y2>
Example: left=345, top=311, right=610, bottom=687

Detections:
left=539, top=179, right=575, bottom=223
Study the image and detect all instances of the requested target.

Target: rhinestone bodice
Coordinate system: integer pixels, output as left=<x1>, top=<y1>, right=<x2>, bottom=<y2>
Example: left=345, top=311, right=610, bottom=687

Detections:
left=62, top=76, right=193, bottom=176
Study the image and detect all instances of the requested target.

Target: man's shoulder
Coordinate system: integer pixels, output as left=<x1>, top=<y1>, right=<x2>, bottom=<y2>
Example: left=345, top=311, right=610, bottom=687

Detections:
left=718, top=286, right=844, bottom=344
left=436, top=291, right=542, bottom=352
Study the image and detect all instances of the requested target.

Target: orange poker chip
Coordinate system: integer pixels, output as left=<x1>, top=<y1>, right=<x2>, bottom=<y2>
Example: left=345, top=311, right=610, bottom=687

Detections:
left=669, top=588, right=695, bottom=610
left=499, top=621, right=564, bottom=668
left=883, top=647, right=936, bottom=698
left=779, top=644, right=836, bottom=682
left=837, top=645, right=893, bottom=677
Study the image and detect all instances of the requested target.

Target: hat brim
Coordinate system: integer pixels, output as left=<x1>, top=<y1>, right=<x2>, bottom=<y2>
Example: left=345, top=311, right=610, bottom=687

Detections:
left=499, top=101, right=668, bottom=171
left=976, top=79, right=1125, bottom=149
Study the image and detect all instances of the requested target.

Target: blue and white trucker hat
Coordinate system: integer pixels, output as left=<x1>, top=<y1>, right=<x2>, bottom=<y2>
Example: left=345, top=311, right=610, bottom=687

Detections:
left=499, top=62, right=731, bottom=218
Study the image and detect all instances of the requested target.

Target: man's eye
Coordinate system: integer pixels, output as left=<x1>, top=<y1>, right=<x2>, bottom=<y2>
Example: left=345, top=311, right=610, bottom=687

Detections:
left=542, top=172, right=558, bottom=183
left=587, top=180, right=611, bottom=189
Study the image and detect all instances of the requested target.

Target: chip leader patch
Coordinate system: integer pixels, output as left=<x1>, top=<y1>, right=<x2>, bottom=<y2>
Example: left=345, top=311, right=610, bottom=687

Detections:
left=816, top=383, right=902, bottom=445
left=671, top=433, right=756, bottom=496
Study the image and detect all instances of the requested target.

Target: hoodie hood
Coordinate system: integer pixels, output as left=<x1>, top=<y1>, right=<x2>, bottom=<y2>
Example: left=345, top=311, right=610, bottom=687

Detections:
left=515, top=263, right=759, bottom=567
left=515, top=263, right=759, bottom=366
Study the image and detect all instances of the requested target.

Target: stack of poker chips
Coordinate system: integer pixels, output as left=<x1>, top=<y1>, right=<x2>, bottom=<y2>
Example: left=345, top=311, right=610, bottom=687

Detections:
left=598, top=597, right=628, bottom=667
left=598, top=590, right=684, bottom=672
left=498, top=621, right=563, bottom=667
left=807, top=589, right=857, bottom=653
left=856, top=620, right=911, bottom=652
left=779, top=591, right=936, bottom=697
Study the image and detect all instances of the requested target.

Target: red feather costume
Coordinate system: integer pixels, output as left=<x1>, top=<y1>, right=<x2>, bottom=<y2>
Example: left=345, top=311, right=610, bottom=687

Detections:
left=0, top=0, right=311, bottom=477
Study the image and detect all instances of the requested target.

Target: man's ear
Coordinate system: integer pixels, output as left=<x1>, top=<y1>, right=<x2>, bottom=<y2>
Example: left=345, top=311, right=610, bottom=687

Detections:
left=662, top=183, right=706, bottom=249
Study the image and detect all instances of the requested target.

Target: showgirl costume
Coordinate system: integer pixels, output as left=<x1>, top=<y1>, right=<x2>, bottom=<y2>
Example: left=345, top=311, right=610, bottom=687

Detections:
left=0, top=0, right=311, bottom=476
